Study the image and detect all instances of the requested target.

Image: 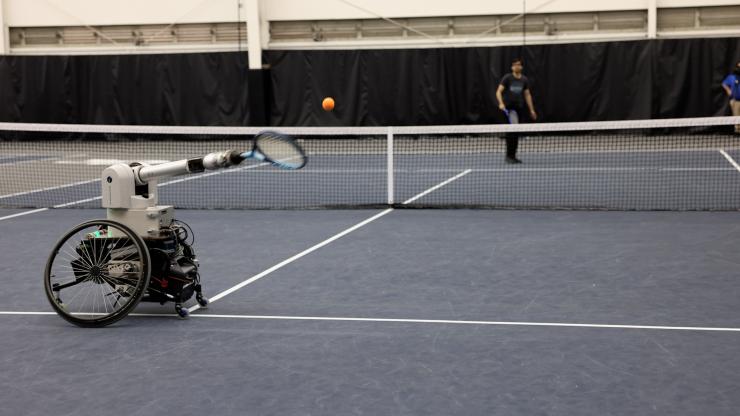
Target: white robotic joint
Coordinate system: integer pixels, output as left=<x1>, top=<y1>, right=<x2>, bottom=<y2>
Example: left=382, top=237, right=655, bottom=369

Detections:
left=202, top=150, right=244, bottom=170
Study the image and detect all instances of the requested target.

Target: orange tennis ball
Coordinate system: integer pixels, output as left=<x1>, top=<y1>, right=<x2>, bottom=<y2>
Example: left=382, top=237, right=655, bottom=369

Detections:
left=322, top=97, right=335, bottom=111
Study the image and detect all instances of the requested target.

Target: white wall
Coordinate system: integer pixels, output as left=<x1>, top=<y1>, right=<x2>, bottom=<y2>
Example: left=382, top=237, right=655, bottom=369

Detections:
left=0, top=0, right=7, bottom=54
left=5, top=0, right=739, bottom=27
left=262, top=0, right=649, bottom=21
left=5, top=0, right=242, bottom=27
left=3, top=0, right=738, bottom=54
left=657, top=0, right=740, bottom=7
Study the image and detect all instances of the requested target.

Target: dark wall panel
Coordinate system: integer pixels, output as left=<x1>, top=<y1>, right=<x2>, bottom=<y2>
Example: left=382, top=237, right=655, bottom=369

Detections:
left=268, top=38, right=740, bottom=126
left=0, top=52, right=250, bottom=125
left=1, top=38, right=739, bottom=126
left=654, top=38, right=740, bottom=118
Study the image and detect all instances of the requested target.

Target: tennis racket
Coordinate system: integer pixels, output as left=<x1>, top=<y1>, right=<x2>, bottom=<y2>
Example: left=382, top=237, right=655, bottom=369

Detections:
left=503, top=108, right=519, bottom=124
left=240, top=131, right=307, bottom=170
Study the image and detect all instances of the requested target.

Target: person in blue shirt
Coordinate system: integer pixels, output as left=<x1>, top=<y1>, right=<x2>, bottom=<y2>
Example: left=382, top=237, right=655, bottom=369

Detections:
left=721, top=61, right=740, bottom=133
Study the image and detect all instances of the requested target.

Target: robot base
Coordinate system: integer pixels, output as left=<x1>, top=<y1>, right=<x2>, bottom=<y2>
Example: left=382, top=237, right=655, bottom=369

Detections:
left=108, top=206, right=208, bottom=317
left=137, top=219, right=208, bottom=317
left=107, top=206, right=175, bottom=238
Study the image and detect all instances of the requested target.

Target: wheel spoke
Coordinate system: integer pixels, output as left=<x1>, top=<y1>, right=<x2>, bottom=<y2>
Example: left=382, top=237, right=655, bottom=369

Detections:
left=61, top=280, right=87, bottom=306
left=92, top=235, right=104, bottom=267
left=78, top=237, right=97, bottom=271
left=91, top=236, right=100, bottom=268
left=52, top=274, right=90, bottom=291
left=60, top=247, right=92, bottom=270
left=78, top=281, right=93, bottom=315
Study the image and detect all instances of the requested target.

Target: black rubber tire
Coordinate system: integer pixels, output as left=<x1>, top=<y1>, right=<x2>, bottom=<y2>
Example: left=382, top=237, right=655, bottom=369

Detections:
left=175, top=305, right=189, bottom=318
left=44, top=219, right=151, bottom=328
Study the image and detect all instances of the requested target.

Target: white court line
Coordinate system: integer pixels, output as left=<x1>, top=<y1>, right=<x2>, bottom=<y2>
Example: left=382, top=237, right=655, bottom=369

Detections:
left=312, top=147, right=740, bottom=156
left=719, top=149, right=740, bottom=172
left=0, top=156, right=60, bottom=167
left=147, top=161, right=270, bottom=188
left=403, top=169, right=471, bottom=204
left=187, top=314, right=740, bottom=333
left=0, top=178, right=100, bottom=201
left=215, top=166, right=736, bottom=175
left=0, top=162, right=271, bottom=222
left=197, top=208, right=394, bottom=307
left=53, top=196, right=103, bottom=208
left=466, top=167, right=734, bottom=172
left=188, top=169, right=472, bottom=313
left=2, top=310, right=740, bottom=333
left=0, top=208, right=50, bottom=221
left=0, top=311, right=56, bottom=315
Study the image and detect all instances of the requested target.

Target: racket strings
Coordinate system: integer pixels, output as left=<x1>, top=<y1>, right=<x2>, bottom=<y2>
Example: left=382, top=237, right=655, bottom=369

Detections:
left=255, top=133, right=306, bottom=169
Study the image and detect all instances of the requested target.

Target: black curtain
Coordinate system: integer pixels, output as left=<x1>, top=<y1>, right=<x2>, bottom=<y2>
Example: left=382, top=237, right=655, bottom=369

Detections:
left=0, top=52, right=250, bottom=125
left=653, top=38, right=740, bottom=118
left=268, top=37, right=740, bottom=125
left=1, top=38, right=739, bottom=125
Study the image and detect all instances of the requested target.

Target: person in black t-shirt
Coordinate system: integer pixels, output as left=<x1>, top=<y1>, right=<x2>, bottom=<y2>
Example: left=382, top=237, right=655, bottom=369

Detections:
left=496, top=58, right=538, bottom=163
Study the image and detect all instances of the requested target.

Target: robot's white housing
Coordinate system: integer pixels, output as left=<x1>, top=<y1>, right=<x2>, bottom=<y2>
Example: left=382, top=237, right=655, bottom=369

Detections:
left=101, top=150, right=243, bottom=237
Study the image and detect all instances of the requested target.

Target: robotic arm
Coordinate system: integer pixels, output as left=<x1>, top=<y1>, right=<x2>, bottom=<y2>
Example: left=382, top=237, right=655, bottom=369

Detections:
left=137, top=150, right=245, bottom=183
left=102, top=150, right=245, bottom=210
left=101, top=131, right=304, bottom=237
left=101, top=150, right=248, bottom=237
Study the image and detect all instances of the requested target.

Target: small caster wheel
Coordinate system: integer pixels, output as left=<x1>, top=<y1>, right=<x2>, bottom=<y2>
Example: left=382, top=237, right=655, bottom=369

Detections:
left=175, top=305, right=189, bottom=319
left=196, top=295, right=209, bottom=308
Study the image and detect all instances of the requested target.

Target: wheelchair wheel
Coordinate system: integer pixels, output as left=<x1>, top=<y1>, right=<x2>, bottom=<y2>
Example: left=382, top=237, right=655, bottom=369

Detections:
left=44, top=219, right=151, bottom=327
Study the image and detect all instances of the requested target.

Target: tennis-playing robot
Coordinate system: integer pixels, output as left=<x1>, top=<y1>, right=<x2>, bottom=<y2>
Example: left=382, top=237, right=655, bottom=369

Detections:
left=44, top=132, right=306, bottom=327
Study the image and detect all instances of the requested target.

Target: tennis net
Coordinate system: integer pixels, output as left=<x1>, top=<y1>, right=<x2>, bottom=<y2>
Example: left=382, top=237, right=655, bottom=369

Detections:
left=1, top=117, right=739, bottom=210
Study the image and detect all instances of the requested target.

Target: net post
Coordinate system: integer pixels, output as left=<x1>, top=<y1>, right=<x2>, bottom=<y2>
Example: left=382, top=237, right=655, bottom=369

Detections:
left=387, top=126, right=394, bottom=205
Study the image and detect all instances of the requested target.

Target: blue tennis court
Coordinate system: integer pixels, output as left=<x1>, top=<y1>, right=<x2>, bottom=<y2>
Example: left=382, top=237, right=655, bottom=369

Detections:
left=2, top=1, right=740, bottom=410
left=2, top=206, right=740, bottom=415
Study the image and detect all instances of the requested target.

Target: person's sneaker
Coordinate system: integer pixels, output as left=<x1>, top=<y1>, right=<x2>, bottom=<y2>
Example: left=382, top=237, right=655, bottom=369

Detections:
left=505, top=157, right=522, bottom=164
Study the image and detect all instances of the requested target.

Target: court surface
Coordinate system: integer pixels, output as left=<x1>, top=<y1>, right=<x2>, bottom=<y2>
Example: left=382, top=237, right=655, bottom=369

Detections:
left=2, top=207, right=740, bottom=415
